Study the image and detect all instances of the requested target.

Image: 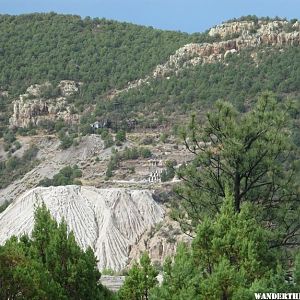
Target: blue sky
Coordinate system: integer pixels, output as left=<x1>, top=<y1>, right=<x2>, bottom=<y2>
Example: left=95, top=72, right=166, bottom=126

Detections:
left=1, top=0, right=300, bottom=33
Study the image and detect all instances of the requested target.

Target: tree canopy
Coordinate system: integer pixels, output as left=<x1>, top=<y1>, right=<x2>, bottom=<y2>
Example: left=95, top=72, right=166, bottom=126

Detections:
left=0, top=203, right=114, bottom=299
left=118, top=252, right=158, bottom=300
left=151, top=192, right=299, bottom=300
left=172, top=94, right=300, bottom=249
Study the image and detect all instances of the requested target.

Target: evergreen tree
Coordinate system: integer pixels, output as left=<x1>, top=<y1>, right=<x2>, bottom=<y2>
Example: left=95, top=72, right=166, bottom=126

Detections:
left=0, top=203, right=113, bottom=299
left=174, top=93, right=300, bottom=248
left=152, top=192, right=289, bottom=300
left=119, top=252, right=158, bottom=300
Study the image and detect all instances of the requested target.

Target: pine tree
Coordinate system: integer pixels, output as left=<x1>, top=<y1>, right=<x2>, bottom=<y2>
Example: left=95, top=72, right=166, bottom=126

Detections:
left=118, top=252, right=158, bottom=300
left=174, top=93, right=300, bottom=248
left=153, top=191, right=289, bottom=300
left=0, top=203, right=113, bottom=299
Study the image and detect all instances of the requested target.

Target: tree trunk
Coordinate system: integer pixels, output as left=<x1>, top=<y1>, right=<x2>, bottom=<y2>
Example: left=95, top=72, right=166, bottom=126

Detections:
left=234, top=172, right=241, bottom=213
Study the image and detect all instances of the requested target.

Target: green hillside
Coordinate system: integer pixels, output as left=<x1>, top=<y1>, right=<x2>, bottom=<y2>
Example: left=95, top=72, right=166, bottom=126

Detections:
left=0, top=13, right=299, bottom=137
left=0, top=13, right=212, bottom=98
left=107, top=46, right=300, bottom=120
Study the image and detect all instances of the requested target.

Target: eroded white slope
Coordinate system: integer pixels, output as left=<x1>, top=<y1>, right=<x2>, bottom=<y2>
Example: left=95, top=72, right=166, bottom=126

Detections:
left=0, top=186, right=164, bottom=271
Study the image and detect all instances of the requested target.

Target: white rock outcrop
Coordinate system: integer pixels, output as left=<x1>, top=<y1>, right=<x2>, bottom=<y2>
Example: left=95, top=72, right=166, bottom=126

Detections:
left=0, top=186, right=164, bottom=271
left=107, top=20, right=300, bottom=101
left=9, top=81, right=81, bottom=128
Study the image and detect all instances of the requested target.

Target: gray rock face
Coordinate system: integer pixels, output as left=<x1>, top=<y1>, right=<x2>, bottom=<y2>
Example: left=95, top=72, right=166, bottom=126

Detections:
left=108, top=20, right=300, bottom=102
left=0, top=186, right=164, bottom=271
left=208, top=20, right=300, bottom=39
left=9, top=81, right=81, bottom=128
left=152, top=20, right=300, bottom=77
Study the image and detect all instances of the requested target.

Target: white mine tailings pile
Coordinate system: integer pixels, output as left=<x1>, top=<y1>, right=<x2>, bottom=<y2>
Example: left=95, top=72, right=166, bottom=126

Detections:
left=0, top=186, right=164, bottom=271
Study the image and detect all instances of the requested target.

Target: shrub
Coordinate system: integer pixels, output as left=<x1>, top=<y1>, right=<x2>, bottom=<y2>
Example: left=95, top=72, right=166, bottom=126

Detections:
left=39, top=165, right=82, bottom=186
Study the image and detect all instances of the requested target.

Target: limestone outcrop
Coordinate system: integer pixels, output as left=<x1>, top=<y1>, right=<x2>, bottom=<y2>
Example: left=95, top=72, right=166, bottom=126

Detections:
left=208, top=20, right=300, bottom=39
left=152, top=20, right=300, bottom=77
left=9, top=81, right=80, bottom=128
left=107, top=20, right=299, bottom=100
left=0, top=186, right=164, bottom=271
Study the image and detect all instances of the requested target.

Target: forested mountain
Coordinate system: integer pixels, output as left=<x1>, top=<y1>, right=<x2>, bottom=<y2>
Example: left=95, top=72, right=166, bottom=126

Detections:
left=0, top=13, right=211, bottom=97
left=0, top=13, right=299, bottom=136
left=107, top=46, right=300, bottom=119
left=0, top=13, right=300, bottom=298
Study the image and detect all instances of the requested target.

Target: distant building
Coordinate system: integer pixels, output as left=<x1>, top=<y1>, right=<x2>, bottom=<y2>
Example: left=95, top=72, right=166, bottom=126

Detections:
left=148, top=169, right=163, bottom=183
left=90, top=119, right=111, bottom=130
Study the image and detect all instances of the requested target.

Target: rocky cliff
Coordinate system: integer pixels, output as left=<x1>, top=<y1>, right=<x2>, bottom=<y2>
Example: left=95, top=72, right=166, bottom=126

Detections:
left=107, top=20, right=300, bottom=99
left=9, top=80, right=80, bottom=128
left=152, top=20, right=300, bottom=77
left=0, top=186, right=164, bottom=271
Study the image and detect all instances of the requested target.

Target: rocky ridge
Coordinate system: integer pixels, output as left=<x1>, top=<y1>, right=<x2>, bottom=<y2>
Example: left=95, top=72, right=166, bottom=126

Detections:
left=152, top=20, right=300, bottom=77
left=9, top=21, right=300, bottom=119
left=0, top=186, right=164, bottom=271
left=9, top=80, right=81, bottom=128
left=109, top=20, right=300, bottom=98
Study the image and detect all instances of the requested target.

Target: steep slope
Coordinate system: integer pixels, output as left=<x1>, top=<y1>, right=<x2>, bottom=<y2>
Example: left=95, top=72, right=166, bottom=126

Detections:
left=0, top=186, right=164, bottom=271
left=1, top=15, right=299, bottom=135
left=88, top=19, right=300, bottom=128
left=0, top=13, right=203, bottom=98
left=0, top=134, right=111, bottom=206
left=0, top=13, right=213, bottom=135
left=93, top=20, right=300, bottom=103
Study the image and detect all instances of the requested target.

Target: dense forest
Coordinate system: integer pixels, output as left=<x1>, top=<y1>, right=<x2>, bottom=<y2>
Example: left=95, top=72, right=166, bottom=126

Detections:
left=100, top=47, right=300, bottom=123
left=0, top=13, right=214, bottom=98
left=0, top=14, right=299, bottom=136
left=0, top=13, right=217, bottom=136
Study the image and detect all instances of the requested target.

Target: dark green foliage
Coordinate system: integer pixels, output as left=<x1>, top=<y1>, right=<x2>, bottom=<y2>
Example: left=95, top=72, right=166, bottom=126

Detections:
left=58, top=126, right=79, bottom=149
left=161, top=160, right=177, bottom=182
left=294, top=252, right=300, bottom=288
left=105, top=154, right=119, bottom=179
left=0, top=145, right=39, bottom=189
left=0, top=13, right=208, bottom=98
left=173, top=94, right=300, bottom=248
left=0, top=200, right=9, bottom=213
left=22, top=144, right=39, bottom=161
left=97, top=47, right=300, bottom=125
left=104, top=135, right=114, bottom=149
left=0, top=203, right=114, bottom=299
left=151, top=193, right=291, bottom=300
left=105, top=147, right=152, bottom=178
left=115, top=130, right=126, bottom=145
left=118, top=252, right=158, bottom=300
left=59, top=133, right=74, bottom=149
left=3, top=129, right=16, bottom=144
left=39, top=165, right=82, bottom=187
left=0, top=14, right=299, bottom=133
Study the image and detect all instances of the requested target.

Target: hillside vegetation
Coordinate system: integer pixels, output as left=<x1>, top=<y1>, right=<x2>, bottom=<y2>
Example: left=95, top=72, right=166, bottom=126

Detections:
left=0, top=14, right=299, bottom=135
left=100, top=46, right=300, bottom=121
left=0, top=13, right=211, bottom=98
left=0, top=13, right=300, bottom=298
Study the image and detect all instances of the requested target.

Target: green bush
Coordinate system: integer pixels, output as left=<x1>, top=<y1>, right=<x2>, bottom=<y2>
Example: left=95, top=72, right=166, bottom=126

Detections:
left=115, top=130, right=126, bottom=143
left=105, top=147, right=152, bottom=178
left=161, top=160, right=177, bottom=182
left=0, top=145, right=39, bottom=189
left=39, top=165, right=82, bottom=186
